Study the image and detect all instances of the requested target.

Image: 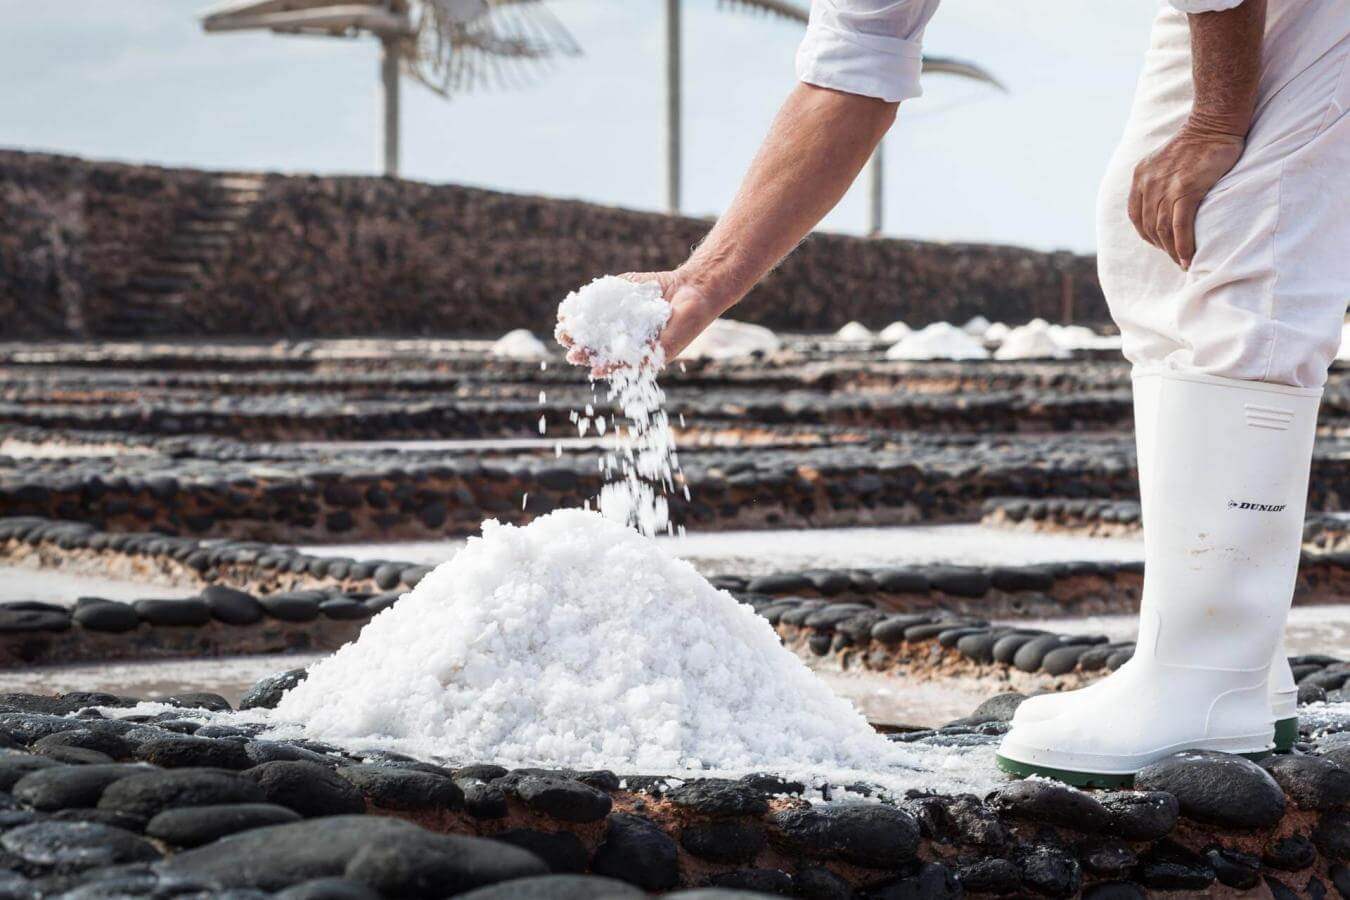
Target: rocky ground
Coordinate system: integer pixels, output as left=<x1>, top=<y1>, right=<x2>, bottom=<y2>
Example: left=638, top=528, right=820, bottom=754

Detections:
left=3, top=340, right=1350, bottom=897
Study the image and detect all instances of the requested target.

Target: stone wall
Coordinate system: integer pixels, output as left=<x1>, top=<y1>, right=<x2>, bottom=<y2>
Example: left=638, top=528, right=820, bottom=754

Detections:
left=1, top=149, right=1105, bottom=337
left=0, top=150, right=221, bottom=338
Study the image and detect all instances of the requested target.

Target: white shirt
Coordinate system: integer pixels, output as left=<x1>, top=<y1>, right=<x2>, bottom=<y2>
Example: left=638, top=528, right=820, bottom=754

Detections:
left=796, top=0, right=1251, bottom=103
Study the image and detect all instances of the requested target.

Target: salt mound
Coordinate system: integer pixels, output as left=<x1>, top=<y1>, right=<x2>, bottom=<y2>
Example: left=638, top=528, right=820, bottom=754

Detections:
left=885, top=323, right=989, bottom=361
left=683, top=319, right=780, bottom=360
left=994, top=321, right=1069, bottom=360
left=273, top=510, right=899, bottom=773
left=878, top=320, right=912, bottom=342
left=490, top=329, right=549, bottom=360
left=982, top=322, right=1010, bottom=344
left=555, top=276, right=670, bottom=370
left=962, top=315, right=992, bottom=337
left=833, top=321, right=874, bottom=343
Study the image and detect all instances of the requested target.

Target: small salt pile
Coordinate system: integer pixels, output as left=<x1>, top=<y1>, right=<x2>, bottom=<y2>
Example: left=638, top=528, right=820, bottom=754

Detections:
left=683, top=319, right=780, bottom=360
left=878, top=320, right=912, bottom=342
left=272, top=510, right=908, bottom=774
left=994, top=321, right=1070, bottom=360
left=885, top=322, right=989, bottom=361
left=490, top=329, right=550, bottom=360
left=554, top=276, right=680, bottom=537
left=833, top=321, right=874, bottom=343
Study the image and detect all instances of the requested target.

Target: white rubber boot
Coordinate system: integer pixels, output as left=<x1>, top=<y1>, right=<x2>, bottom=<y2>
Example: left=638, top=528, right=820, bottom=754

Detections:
left=997, top=372, right=1320, bottom=786
left=1012, top=376, right=1301, bottom=750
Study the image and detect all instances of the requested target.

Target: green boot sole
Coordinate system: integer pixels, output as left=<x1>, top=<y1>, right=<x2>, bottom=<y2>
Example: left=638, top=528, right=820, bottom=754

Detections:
left=1274, top=716, right=1298, bottom=752
left=995, top=743, right=1281, bottom=789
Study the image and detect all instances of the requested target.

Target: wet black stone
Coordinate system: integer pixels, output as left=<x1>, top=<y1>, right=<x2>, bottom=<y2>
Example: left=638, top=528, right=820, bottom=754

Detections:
left=990, top=779, right=1109, bottom=833
left=162, top=814, right=546, bottom=895
left=1082, top=883, right=1146, bottom=900
left=1136, top=840, right=1214, bottom=891
left=1301, top=683, right=1329, bottom=706
left=246, top=761, right=365, bottom=818
left=746, top=574, right=810, bottom=594
left=1078, top=837, right=1136, bottom=878
left=1206, top=847, right=1261, bottom=890
left=1261, top=754, right=1350, bottom=810
left=990, top=632, right=1042, bottom=664
left=239, top=669, right=309, bottom=711
left=130, top=598, right=209, bottom=627
left=1100, top=790, right=1179, bottom=841
left=927, top=567, right=991, bottom=598
left=275, top=877, right=383, bottom=900
left=1014, top=845, right=1081, bottom=899
left=513, top=775, right=611, bottom=823
left=1266, top=874, right=1302, bottom=900
left=145, top=802, right=301, bottom=847
left=1265, top=833, right=1317, bottom=871
left=901, top=623, right=953, bottom=642
left=770, top=804, right=919, bottom=868
left=1316, top=811, right=1350, bottom=860
left=679, top=820, right=766, bottom=864
left=71, top=602, right=139, bottom=634
left=705, top=868, right=793, bottom=894
left=665, top=779, right=769, bottom=817
left=991, top=565, right=1056, bottom=592
left=1040, top=645, right=1089, bottom=676
left=1330, top=863, right=1350, bottom=898
left=134, top=735, right=251, bottom=770
left=48, top=807, right=147, bottom=831
left=955, top=631, right=1006, bottom=663
left=871, top=615, right=934, bottom=644
left=1135, top=751, right=1286, bottom=830
left=574, top=770, right=621, bottom=792
left=34, top=746, right=113, bottom=766
left=956, top=692, right=1026, bottom=727
left=1012, top=635, right=1069, bottom=672
left=319, top=598, right=370, bottom=620
left=591, top=813, right=679, bottom=891
left=0, top=821, right=159, bottom=873
left=0, top=754, right=62, bottom=791
left=162, top=692, right=232, bottom=712
left=243, top=740, right=339, bottom=769
left=867, top=862, right=960, bottom=899
left=335, top=765, right=463, bottom=811
left=738, top=773, right=804, bottom=796
left=462, top=783, right=509, bottom=819
left=489, top=829, right=590, bottom=873
left=790, top=867, right=852, bottom=900
left=12, top=764, right=152, bottom=812
left=944, top=795, right=1010, bottom=848
left=955, top=857, right=1021, bottom=894
left=875, top=570, right=930, bottom=594
left=454, top=874, right=644, bottom=899
left=0, top=610, right=69, bottom=633
left=202, top=585, right=264, bottom=625
left=259, top=592, right=321, bottom=622
left=97, top=769, right=266, bottom=820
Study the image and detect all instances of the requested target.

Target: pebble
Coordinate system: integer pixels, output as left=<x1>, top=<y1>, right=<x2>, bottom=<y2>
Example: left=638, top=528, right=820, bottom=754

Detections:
left=489, top=829, right=590, bottom=874
left=1099, top=790, right=1179, bottom=841
left=989, top=779, right=1109, bottom=833
left=335, top=765, right=463, bottom=811
left=144, top=802, right=300, bottom=848
left=770, top=804, right=920, bottom=869
left=97, top=768, right=266, bottom=820
left=1134, top=750, right=1286, bottom=830
left=245, top=761, right=366, bottom=818
left=679, top=821, right=766, bottom=865
left=274, top=878, right=383, bottom=900
left=0, top=821, right=160, bottom=872
left=591, top=813, right=680, bottom=891
left=664, top=778, right=769, bottom=817
left=1260, top=754, right=1350, bottom=810
left=239, top=669, right=309, bottom=711
left=134, top=735, right=252, bottom=771
left=12, top=764, right=151, bottom=812
left=455, top=874, right=645, bottom=899
left=202, top=585, right=265, bottom=625
left=513, top=775, right=612, bottom=823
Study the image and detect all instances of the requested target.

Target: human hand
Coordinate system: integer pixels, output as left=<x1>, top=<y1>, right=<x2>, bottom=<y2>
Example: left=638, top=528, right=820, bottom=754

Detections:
left=1128, top=122, right=1244, bottom=271
left=557, top=270, right=722, bottom=376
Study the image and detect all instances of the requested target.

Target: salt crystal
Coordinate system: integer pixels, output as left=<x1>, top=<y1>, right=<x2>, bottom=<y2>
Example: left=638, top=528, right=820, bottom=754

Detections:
left=271, top=510, right=921, bottom=775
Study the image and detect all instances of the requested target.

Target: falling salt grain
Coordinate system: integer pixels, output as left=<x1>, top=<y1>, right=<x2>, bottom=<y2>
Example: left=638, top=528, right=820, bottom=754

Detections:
left=537, top=415, right=546, bottom=435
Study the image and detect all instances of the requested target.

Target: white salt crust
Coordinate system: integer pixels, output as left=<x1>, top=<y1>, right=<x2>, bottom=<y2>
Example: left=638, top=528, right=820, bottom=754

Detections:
left=271, top=510, right=940, bottom=777
left=878, top=320, right=912, bottom=342
left=886, top=323, right=990, bottom=361
left=994, top=321, right=1070, bottom=361
left=490, top=329, right=550, bottom=360
left=683, top=319, right=781, bottom=360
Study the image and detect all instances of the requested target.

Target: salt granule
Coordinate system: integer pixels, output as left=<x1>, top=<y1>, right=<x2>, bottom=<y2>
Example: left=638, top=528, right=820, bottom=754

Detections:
left=273, top=510, right=916, bottom=775
left=555, top=275, right=682, bottom=537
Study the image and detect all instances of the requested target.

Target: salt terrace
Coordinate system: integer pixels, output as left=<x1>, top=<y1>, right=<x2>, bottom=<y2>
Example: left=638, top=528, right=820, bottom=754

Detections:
left=3, top=336, right=1350, bottom=899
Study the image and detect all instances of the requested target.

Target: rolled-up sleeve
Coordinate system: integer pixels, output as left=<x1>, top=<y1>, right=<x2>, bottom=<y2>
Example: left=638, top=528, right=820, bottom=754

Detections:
left=795, top=0, right=943, bottom=103
left=1169, top=0, right=1247, bottom=11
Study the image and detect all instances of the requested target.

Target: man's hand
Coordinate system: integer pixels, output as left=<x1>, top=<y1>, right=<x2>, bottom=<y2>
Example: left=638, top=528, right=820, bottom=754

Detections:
left=557, top=270, right=719, bottom=375
left=1128, top=123, right=1244, bottom=271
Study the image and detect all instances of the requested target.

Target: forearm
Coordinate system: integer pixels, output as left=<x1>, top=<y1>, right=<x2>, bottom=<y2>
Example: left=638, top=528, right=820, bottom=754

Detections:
left=1187, top=0, right=1266, bottom=138
left=678, top=83, right=897, bottom=314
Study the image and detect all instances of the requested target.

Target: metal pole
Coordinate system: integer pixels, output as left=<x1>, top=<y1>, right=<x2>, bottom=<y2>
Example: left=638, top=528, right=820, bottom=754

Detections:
left=380, top=36, right=401, bottom=177
left=867, top=139, right=884, bottom=237
left=664, top=0, right=682, bottom=214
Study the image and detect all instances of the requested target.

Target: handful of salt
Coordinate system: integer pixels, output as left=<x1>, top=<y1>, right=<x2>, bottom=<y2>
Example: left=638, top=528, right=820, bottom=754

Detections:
left=554, top=276, right=671, bottom=370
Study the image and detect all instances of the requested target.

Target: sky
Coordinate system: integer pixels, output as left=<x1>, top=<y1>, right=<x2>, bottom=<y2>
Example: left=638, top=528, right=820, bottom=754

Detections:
left=0, top=1, right=1159, bottom=253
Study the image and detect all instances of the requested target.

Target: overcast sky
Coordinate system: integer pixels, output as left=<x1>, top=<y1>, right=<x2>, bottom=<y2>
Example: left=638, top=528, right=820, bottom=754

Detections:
left=1, top=1, right=1160, bottom=253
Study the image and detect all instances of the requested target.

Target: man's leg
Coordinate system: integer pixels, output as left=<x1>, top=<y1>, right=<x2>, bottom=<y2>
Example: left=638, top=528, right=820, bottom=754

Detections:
left=998, top=2, right=1350, bottom=784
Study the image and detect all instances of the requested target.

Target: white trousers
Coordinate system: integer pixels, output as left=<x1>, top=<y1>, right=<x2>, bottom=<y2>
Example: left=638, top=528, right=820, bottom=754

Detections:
left=1097, top=1, right=1350, bottom=389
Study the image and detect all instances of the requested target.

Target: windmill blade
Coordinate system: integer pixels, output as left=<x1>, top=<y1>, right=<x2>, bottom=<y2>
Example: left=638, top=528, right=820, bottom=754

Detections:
left=922, top=55, right=1007, bottom=92
left=405, top=0, right=582, bottom=97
